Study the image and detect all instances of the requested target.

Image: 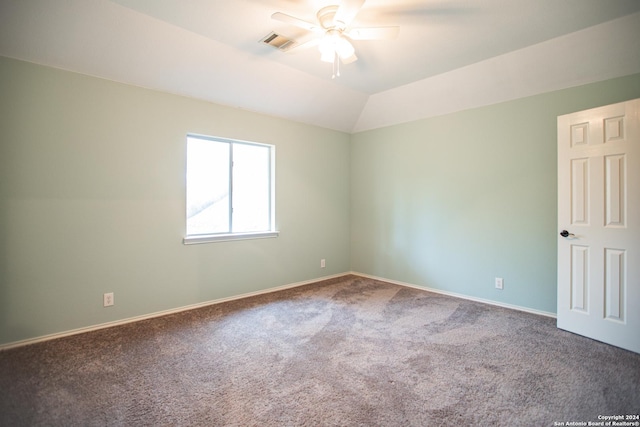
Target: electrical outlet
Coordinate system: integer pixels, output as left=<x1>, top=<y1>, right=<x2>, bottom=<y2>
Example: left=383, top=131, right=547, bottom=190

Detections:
left=103, top=292, right=114, bottom=307
left=321, top=259, right=326, bottom=268
left=495, top=278, right=504, bottom=290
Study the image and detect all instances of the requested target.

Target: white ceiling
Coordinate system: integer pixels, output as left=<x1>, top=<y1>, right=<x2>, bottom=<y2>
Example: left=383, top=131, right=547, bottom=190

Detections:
left=1, top=0, right=640, bottom=133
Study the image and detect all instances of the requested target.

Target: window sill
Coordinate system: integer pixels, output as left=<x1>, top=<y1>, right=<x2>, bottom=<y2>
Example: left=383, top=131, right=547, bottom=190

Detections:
left=183, top=231, right=279, bottom=245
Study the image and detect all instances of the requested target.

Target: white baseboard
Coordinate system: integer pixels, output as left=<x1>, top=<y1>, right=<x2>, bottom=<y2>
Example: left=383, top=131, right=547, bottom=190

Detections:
left=1, top=271, right=555, bottom=351
left=350, top=271, right=557, bottom=319
left=0, top=272, right=351, bottom=351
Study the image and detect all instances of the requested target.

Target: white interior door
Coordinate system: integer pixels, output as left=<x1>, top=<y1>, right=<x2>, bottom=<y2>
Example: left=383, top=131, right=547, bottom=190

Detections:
left=557, top=98, right=640, bottom=354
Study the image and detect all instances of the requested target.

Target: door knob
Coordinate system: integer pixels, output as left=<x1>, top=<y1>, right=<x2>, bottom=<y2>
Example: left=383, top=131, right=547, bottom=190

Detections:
left=560, top=230, right=575, bottom=238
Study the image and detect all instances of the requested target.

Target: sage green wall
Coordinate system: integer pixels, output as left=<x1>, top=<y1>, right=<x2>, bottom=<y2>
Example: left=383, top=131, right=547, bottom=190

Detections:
left=350, top=73, right=640, bottom=314
left=0, top=57, right=350, bottom=345
left=2, top=55, right=639, bottom=347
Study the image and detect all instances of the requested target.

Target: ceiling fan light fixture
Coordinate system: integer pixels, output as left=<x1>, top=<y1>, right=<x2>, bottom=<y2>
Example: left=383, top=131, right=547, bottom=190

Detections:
left=318, top=31, right=337, bottom=61
left=318, top=30, right=354, bottom=62
left=336, top=37, right=354, bottom=59
left=320, top=48, right=335, bottom=63
left=318, top=30, right=338, bottom=50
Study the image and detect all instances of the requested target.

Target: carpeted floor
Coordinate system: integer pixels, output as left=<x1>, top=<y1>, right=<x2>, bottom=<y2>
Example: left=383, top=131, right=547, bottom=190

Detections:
left=1, top=275, right=639, bottom=426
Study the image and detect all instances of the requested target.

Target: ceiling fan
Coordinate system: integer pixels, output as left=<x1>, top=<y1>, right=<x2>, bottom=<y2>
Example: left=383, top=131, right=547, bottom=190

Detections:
left=271, top=0, right=399, bottom=77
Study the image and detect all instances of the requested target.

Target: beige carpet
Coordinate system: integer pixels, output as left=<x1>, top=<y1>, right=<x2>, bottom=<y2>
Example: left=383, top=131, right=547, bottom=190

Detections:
left=1, top=275, right=639, bottom=426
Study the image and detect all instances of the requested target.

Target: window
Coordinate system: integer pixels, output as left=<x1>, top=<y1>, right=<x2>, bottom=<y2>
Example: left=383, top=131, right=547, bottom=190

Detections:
left=183, top=134, right=277, bottom=244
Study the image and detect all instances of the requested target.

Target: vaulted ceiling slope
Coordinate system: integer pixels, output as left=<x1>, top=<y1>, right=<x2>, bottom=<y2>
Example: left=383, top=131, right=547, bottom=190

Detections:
left=1, top=0, right=640, bottom=133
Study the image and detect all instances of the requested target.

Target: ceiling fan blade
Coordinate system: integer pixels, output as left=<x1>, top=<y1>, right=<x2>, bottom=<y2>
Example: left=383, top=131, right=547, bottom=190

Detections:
left=285, top=36, right=320, bottom=52
left=346, top=26, right=400, bottom=40
left=271, top=12, right=321, bottom=33
left=333, top=0, right=366, bottom=28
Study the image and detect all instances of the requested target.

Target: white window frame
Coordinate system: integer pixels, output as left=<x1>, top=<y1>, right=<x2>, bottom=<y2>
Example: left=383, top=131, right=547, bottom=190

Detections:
left=183, top=134, right=278, bottom=244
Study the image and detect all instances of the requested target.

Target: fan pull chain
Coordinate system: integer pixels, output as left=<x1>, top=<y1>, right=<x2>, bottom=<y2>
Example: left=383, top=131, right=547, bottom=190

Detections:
left=331, top=53, right=336, bottom=79
left=331, top=53, right=340, bottom=79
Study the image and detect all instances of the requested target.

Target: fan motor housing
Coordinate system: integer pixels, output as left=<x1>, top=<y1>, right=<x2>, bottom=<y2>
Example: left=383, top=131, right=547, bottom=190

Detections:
left=317, top=5, right=343, bottom=29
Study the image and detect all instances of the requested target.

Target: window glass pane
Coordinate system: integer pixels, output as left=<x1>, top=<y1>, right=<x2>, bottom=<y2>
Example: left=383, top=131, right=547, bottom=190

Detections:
left=186, top=137, right=230, bottom=235
left=232, top=143, right=271, bottom=232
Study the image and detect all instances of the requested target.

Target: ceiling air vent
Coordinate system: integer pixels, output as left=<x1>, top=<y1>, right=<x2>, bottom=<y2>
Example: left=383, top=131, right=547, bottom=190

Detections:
left=260, top=32, right=295, bottom=51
